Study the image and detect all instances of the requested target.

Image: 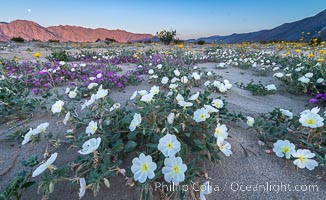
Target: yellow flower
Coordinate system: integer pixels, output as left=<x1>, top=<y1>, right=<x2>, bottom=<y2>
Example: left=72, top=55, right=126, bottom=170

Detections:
left=295, top=49, right=301, bottom=53
left=308, top=53, right=314, bottom=59
left=318, top=58, right=324, bottom=63
left=33, top=52, right=41, bottom=58
left=14, top=57, right=18, bottom=62
left=177, top=44, right=184, bottom=49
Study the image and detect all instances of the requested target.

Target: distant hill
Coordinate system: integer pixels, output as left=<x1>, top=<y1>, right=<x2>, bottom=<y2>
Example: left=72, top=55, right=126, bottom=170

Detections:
left=0, top=20, right=153, bottom=43
left=187, top=9, right=326, bottom=43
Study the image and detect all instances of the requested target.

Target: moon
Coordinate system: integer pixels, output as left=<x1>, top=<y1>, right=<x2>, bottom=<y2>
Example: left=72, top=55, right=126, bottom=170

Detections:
left=27, top=9, right=32, bottom=12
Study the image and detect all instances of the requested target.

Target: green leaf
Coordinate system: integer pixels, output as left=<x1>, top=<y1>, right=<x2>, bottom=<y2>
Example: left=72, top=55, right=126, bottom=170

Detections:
left=124, top=141, right=137, bottom=153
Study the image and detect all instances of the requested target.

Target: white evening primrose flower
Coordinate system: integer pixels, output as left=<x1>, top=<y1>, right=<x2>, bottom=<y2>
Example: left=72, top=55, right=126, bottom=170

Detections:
left=158, top=133, right=181, bottom=157
left=51, top=100, right=64, bottom=114
left=217, top=140, right=232, bottom=156
left=211, top=99, right=224, bottom=109
left=95, top=85, right=108, bottom=99
left=130, top=90, right=138, bottom=100
left=273, top=72, right=284, bottom=78
left=68, top=88, right=78, bottom=99
left=246, top=116, right=255, bottom=127
left=204, top=105, right=219, bottom=113
left=188, top=92, right=199, bottom=101
left=140, top=92, right=154, bottom=103
left=129, top=113, right=142, bottom=131
left=218, top=84, right=227, bottom=93
left=32, top=152, right=58, bottom=177
left=169, top=83, right=178, bottom=89
left=171, top=77, right=180, bottom=83
left=207, top=71, right=212, bottom=76
left=63, top=111, right=71, bottom=125
left=167, top=113, right=175, bottom=124
left=299, top=111, right=324, bottom=128
left=213, top=80, right=221, bottom=87
left=87, top=82, right=98, bottom=90
left=298, top=76, right=310, bottom=83
left=176, top=94, right=185, bottom=102
left=79, top=178, right=86, bottom=199
left=199, top=181, right=212, bottom=200
left=78, top=137, right=101, bottom=155
left=59, top=61, right=66, bottom=65
left=193, top=108, right=210, bottom=122
left=156, top=64, right=163, bottom=69
left=22, top=128, right=39, bottom=145
left=86, top=121, right=98, bottom=136
left=89, top=77, right=96, bottom=81
left=214, top=123, right=228, bottom=142
left=109, top=103, right=121, bottom=112
left=174, top=69, right=180, bottom=76
left=178, top=100, right=193, bottom=108
left=150, top=85, right=160, bottom=95
left=65, top=87, right=70, bottom=94
left=148, top=69, right=154, bottom=75
left=265, top=84, right=277, bottom=91
left=180, top=76, right=188, bottom=84
left=272, top=140, right=296, bottom=159
left=223, top=80, right=232, bottom=89
left=192, top=72, right=201, bottom=80
left=292, top=149, right=318, bottom=170
left=96, top=73, right=102, bottom=78
left=162, top=156, right=187, bottom=185
left=138, top=90, right=148, bottom=96
left=81, top=94, right=96, bottom=110
left=304, top=72, right=313, bottom=78
left=317, top=78, right=324, bottom=83
left=280, top=108, right=293, bottom=119
left=204, top=81, right=211, bottom=86
left=36, top=122, right=50, bottom=133
left=131, top=153, right=157, bottom=183
left=161, top=77, right=169, bottom=84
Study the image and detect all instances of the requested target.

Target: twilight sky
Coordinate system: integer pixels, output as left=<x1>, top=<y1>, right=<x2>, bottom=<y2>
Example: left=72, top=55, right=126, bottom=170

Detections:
left=0, top=0, right=325, bottom=39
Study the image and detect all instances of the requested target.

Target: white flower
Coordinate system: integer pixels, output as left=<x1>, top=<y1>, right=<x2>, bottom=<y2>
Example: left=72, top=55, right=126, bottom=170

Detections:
left=299, top=111, right=324, bottom=128
left=59, top=61, right=66, bottom=65
left=141, top=93, right=154, bottom=103
left=138, top=90, right=148, bottom=96
left=298, top=76, right=310, bottom=83
left=223, top=80, right=232, bottom=89
left=95, top=85, right=108, bottom=99
left=158, top=133, right=181, bottom=157
left=65, top=88, right=70, bottom=94
left=150, top=85, right=160, bottom=95
left=192, top=72, right=201, bottom=80
left=301, top=107, right=320, bottom=115
left=199, top=181, right=212, bottom=200
left=204, top=81, right=211, bottom=86
left=188, top=92, right=199, bottom=101
left=214, top=123, right=228, bottom=142
left=131, top=153, right=157, bottom=183
left=174, top=69, right=180, bottom=76
left=156, top=64, right=163, bottom=69
left=178, top=100, right=193, bottom=108
left=86, top=121, right=98, bottom=136
left=109, top=103, right=121, bottom=112
left=207, top=71, right=212, bottom=76
left=162, top=156, right=187, bottom=185
left=317, top=78, right=324, bottom=83
left=167, top=113, right=175, bottom=124
left=32, top=152, right=58, bottom=177
left=22, top=128, right=39, bottom=145
left=176, top=94, right=184, bottom=102
left=272, top=140, right=296, bottom=159
left=96, top=73, right=102, bottom=78
left=180, top=76, right=188, bottom=84
left=148, top=69, right=154, bottom=74
left=218, top=84, right=227, bottom=93
left=169, top=84, right=178, bottom=89
left=63, top=111, right=71, bottom=125
left=213, top=80, right=221, bottom=87
left=78, top=137, right=101, bottom=155
left=81, top=94, right=96, bottom=110
left=79, top=178, right=86, bottom=199
left=273, top=72, right=284, bottom=78
left=68, top=88, right=78, bottom=99
left=171, top=77, right=180, bottom=83
left=193, top=108, right=210, bottom=122
left=161, top=77, right=169, bottom=84
left=280, top=108, right=293, bottom=119
left=51, top=100, right=64, bottom=114
left=217, top=140, right=232, bottom=156
left=130, top=90, right=138, bottom=100
left=129, top=113, right=142, bottom=131
left=211, top=99, right=224, bottom=109
left=87, top=83, right=98, bottom=90
left=304, top=72, right=313, bottom=78
left=246, top=116, right=255, bottom=127
left=265, top=84, right=277, bottom=91
left=292, top=149, right=318, bottom=170
left=204, top=105, right=219, bottom=113
left=36, top=122, right=50, bottom=133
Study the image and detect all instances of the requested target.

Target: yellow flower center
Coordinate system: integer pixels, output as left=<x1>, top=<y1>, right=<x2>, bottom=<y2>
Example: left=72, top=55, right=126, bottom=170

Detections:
left=92, top=127, right=97, bottom=132
left=199, top=114, right=205, bottom=119
left=298, top=155, right=306, bottom=162
left=141, top=163, right=149, bottom=172
left=172, top=165, right=180, bottom=174
left=305, top=118, right=316, bottom=125
left=166, top=142, right=173, bottom=150
left=214, top=103, right=220, bottom=107
left=281, top=146, right=290, bottom=153
left=215, top=129, right=221, bottom=135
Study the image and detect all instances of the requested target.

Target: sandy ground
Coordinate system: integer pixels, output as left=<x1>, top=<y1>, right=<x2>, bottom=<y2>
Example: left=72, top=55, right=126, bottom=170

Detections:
left=0, top=45, right=325, bottom=200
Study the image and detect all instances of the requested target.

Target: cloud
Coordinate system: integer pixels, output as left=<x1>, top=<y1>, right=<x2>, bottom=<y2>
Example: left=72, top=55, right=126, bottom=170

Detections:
left=27, top=9, right=32, bottom=13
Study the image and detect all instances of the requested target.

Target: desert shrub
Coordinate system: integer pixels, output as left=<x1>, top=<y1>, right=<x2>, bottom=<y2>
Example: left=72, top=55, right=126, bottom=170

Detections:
left=105, top=38, right=117, bottom=44
left=47, top=50, right=72, bottom=61
left=197, top=40, right=206, bottom=45
left=157, top=29, right=176, bottom=45
left=237, top=81, right=276, bottom=96
left=48, top=39, right=60, bottom=43
left=11, top=37, right=25, bottom=43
